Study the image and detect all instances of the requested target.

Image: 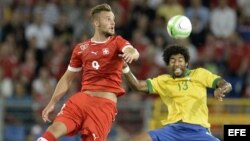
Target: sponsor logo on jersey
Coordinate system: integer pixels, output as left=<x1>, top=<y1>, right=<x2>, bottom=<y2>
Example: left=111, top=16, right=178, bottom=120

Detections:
left=91, top=51, right=98, bottom=55
left=80, top=44, right=88, bottom=51
left=92, top=133, right=99, bottom=140
left=77, top=43, right=89, bottom=54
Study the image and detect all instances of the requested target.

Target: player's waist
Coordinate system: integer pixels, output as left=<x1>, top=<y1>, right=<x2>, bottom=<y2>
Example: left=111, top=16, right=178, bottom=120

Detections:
left=81, top=84, right=125, bottom=97
left=83, top=90, right=117, bottom=103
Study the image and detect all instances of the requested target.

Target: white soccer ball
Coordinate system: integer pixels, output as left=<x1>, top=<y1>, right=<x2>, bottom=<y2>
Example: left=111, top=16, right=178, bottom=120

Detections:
left=167, top=15, right=192, bottom=39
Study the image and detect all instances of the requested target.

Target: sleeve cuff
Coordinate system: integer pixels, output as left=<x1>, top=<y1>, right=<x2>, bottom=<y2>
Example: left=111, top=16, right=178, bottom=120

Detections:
left=67, top=66, right=82, bottom=72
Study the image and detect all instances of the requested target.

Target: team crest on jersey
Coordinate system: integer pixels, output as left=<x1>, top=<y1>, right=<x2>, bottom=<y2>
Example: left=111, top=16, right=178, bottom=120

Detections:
left=102, top=48, right=109, bottom=55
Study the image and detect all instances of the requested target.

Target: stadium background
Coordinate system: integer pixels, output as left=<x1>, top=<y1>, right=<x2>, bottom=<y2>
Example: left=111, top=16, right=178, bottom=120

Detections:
left=0, top=0, right=250, bottom=140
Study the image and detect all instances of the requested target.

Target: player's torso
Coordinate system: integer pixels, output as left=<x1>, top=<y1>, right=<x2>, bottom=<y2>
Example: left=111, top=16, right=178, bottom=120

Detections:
left=76, top=36, right=125, bottom=95
left=79, top=37, right=123, bottom=74
left=166, top=77, right=206, bottom=99
left=156, top=71, right=208, bottom=101
left=154, top=69, right=212, bottom=126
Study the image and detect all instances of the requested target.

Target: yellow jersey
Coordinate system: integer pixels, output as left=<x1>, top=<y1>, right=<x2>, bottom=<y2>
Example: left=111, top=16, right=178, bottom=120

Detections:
left=146, top=68, right=221, bottom=128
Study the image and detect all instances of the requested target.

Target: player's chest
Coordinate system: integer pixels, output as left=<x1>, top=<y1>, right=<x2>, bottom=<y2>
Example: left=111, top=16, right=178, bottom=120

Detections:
left=165, top=80, right=206, bottom=98
left=81, top=44, right=117, bottom=61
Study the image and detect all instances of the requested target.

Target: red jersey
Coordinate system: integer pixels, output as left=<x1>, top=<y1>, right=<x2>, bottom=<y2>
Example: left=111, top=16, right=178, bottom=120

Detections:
left=68, top=36, right=132, bottom=96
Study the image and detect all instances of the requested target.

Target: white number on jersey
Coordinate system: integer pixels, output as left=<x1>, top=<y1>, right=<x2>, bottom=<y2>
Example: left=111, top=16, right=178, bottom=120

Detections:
left=92, top=61, right=100, bottom=70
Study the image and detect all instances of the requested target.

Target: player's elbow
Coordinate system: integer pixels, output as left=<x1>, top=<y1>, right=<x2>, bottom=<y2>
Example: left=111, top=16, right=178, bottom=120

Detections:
left=134, top=83, right=148, bottom=93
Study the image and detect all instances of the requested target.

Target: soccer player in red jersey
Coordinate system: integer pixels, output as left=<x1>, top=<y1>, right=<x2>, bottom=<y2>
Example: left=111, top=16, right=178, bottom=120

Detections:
left=37, top=3, right=139, bottom=141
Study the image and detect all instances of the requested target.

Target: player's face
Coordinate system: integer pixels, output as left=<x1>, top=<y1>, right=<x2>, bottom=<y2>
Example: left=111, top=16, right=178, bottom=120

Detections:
left=168, top=54, right=187, bottom=78
left=96, top=11, right=115, bottom=36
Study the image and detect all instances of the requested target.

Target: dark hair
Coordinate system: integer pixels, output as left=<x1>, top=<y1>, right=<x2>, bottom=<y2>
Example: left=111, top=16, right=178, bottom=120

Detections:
left=162, top=44, right=190, bottom=65
left=90, top=3, right=112, bottom=20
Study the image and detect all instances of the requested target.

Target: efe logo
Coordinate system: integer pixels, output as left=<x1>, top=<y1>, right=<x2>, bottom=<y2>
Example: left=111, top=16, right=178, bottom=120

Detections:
left=228, top=129, right=246, bottom=136
left=224, top=125, right=249, bottom=141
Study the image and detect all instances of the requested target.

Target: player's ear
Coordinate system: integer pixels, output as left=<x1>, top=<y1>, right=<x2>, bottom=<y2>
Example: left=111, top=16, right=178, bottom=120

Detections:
left=94, top=21, right=99, bottom=27
left=93, top=19, right=99, bottom=27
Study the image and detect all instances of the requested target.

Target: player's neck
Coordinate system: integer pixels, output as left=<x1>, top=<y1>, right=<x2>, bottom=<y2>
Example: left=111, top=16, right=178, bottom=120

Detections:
left=91, top=33, right=111, bottom=43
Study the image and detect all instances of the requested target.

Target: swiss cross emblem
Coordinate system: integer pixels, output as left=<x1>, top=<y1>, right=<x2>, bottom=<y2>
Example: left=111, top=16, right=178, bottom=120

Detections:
left=102, top=48, right=109, bottom=55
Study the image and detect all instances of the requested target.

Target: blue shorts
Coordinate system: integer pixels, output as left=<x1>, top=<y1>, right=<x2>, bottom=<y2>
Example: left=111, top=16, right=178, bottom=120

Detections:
left=148, top=122, right=220, bottom=141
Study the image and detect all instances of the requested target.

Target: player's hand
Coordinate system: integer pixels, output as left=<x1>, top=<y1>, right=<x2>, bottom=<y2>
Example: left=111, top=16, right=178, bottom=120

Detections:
left=122, top=47, right=139, bottom=63
left=214, top=88, right=225, bottom=101
left=214, top=83, right=232, bottom=101
left=42, top=102, right=56, bottom=123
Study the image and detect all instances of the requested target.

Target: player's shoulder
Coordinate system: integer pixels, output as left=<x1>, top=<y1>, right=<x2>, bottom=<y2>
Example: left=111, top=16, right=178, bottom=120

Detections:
left=73, top=39, right=91, bottom=51
left=113, top=35, right=122, bottom=39
left=192, top=67, right=212, bottom=75
left=153, top=74, right=171, bottom=81
left=111, top=35, right=126, bottom=41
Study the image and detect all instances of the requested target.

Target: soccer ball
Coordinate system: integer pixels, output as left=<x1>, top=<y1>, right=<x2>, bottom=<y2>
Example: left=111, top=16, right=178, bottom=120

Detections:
left=167, top=15, right=192, bottom=39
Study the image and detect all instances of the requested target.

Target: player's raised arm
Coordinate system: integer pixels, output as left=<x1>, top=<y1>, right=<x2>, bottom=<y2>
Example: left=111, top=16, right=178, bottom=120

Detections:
left=214, top=79, right=232, bottom=101
left=122, top=63, right=148, bottom=92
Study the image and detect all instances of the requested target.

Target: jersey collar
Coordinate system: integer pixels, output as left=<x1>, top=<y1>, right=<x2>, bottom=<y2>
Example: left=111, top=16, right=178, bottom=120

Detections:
left=171, top=69, right=191, bottom=79
left=183, top=69, right=191, bottom=77
left=90, top=37, right=111, bottom=44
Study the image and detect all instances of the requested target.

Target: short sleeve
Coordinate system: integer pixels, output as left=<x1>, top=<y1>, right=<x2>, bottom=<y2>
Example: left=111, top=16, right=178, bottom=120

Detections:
left=197, top=68, right=221, bottom=88
left=68, top=44, right=82, bottom=72
left=146, top=77, right=162, bottom=95
left=116, top=36, right=133, bottom=52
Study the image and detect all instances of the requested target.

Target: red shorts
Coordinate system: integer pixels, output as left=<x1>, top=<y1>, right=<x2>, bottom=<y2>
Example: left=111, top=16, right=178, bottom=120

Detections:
left=54, top=92, right=117, bottom=141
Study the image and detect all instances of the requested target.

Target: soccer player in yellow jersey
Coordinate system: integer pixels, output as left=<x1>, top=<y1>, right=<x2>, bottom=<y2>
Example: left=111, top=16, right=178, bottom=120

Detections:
left=123, top=45, right=232, bottom=141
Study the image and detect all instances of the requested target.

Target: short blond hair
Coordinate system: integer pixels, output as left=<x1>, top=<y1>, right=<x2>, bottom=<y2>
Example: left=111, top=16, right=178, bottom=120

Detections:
left=90, top=3, right=112, bottom=20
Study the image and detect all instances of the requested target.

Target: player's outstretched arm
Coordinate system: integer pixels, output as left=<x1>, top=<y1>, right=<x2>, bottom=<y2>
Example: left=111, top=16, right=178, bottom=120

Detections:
left=123, top=63, right=148, bottom=93
left=42, top=70, right=78, bottom=122
left=214, top=79, right=232, bottom=101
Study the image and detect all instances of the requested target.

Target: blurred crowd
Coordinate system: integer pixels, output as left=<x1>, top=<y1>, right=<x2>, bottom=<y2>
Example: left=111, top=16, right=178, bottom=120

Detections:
left=0, top=0, right=250, bottom=140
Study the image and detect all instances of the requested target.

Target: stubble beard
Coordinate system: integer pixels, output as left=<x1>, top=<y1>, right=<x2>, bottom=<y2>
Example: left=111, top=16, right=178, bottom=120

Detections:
left=104, top=32, right=113, bottom=37
left=103, top=30, right=115, bottom=37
